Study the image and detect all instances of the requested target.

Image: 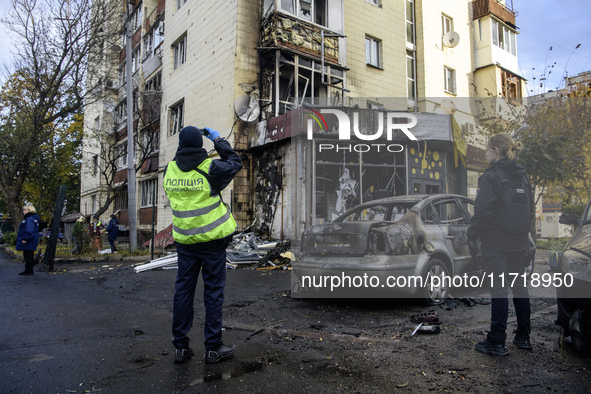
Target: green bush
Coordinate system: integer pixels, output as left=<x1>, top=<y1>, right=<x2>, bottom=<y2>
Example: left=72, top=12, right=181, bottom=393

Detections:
left=3, top=231, right=17, bottom=246
left=536, top=237, right=569, bottom=252
left=562, top=203, right=586, bottom=218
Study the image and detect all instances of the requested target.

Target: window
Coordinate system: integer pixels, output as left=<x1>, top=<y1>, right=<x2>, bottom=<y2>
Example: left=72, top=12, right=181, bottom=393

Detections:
left=117, top=100, right=127, bottom=123
left=444, top=67, right=456, bottom=95
left=144, top=34, right=153, bottom=59
left=132, top=47, right=140, bottom=73
left=501, top=70, right=522, bottom=102
left=406, top=0, right=415, bottom=46
left=140, top=129, right=160, bottom=155
left=280, top=0, right=327, bottom=26
left=114, top=189, right=128, bottom=211
left=365, top=36, right=381, bottom=68
left=406, top=50, right=416, bottom=100
left=119, top=64, right=126, bottom=85
left=491, top=19, right=516, bottom=55
left=170, top=101, right=184, bottom=135
left=177, top=0, right=187, bottom=10
left=114, top=143, right=128, bottom=170
left=173, top=36, right=187, bottom=69
left=94, top=116, right=100, bottom=131
left=92, top=155, right=99, bottom=175
left=441, top=14, right=453, bottom=36
left=145, top=72, right=162, bottom=91
left=140, top=178, right=158, bottom=207
left=432, top=201, right=467, bottom=224
left=91, top=195, right=97, bottom=213
left=367, top=0, right=379, bottom=5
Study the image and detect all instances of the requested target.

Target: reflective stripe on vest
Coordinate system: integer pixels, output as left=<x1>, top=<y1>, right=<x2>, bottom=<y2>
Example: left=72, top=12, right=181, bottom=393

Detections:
left=163, top=160, right=236, bottom=244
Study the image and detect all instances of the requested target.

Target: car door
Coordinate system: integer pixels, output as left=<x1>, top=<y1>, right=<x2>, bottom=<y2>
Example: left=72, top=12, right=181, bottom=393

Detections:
left=431, top=198, right=472, bottom=275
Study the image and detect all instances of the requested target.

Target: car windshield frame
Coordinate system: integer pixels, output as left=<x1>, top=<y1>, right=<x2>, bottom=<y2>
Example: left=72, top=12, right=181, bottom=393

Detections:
left=333, top=202, right=417, bottom=223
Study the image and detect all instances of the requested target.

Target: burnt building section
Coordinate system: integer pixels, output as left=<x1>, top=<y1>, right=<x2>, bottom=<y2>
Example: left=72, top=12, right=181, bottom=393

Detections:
left=248, top=3, right=468, bottom=241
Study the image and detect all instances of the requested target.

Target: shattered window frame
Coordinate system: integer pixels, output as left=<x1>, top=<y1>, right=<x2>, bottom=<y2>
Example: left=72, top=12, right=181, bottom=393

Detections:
left=173, top=35, right=187, bottom=70
left=170, top=100, right=184, bottom=136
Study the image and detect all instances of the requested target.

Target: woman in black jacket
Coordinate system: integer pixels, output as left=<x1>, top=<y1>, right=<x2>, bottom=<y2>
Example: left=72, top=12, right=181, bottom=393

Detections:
left=467, top=134, right=534, bottom=356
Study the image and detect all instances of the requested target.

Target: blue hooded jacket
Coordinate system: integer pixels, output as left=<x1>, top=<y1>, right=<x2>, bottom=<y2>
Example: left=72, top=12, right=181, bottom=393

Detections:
left=106, top=218, right=119, bottom=241
left=16, top=212, right=41, bottom=251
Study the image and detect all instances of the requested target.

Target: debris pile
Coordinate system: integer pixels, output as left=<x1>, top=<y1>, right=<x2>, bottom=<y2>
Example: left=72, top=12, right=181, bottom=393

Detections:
left=134, top=232, right=294, bottom=273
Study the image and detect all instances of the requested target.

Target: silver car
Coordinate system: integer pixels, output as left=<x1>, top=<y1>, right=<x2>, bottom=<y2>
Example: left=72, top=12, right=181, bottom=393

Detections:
left=293, top=194, right=487, bottom=304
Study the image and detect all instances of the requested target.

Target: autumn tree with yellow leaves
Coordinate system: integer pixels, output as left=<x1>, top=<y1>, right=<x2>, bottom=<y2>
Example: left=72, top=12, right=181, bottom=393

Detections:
left=0, top=0, right=120, bottom=229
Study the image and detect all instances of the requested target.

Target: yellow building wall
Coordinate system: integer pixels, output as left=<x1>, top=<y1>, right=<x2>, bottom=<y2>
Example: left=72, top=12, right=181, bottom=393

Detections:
left=344, top=0, right=406, bottom=98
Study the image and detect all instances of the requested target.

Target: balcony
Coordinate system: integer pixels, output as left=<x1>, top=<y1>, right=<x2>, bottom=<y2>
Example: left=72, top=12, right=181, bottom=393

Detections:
left=473, top=0, right=516, bottom=28
left=145, top=0, right=165, bottom=33
left=261, top=12, right=339, bottom=64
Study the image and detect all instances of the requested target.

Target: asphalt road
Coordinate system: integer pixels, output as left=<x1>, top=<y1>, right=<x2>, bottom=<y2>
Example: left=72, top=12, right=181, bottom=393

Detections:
left=1, top=247, right=590, bottom=393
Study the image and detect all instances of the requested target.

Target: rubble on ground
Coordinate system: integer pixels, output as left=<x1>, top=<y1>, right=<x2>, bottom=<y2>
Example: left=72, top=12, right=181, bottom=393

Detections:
left=134, top=232, right=294, bottom=273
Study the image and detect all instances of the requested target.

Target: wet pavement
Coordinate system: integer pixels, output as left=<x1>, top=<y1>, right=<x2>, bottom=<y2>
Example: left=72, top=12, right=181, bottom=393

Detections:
left=1, top=247, right=590, bottom=393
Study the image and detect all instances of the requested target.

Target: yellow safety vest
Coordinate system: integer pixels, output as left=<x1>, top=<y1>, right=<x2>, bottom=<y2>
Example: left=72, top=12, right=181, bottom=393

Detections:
left=163, top=159, right=236, bottom=244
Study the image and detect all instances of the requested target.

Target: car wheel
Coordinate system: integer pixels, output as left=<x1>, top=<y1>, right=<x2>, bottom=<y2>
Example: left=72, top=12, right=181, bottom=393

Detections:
left=422, top=258, right=449, bottom=306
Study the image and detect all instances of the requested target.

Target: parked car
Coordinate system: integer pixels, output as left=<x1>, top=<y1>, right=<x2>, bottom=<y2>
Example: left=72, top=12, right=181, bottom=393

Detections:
left=556, top=200, right=591, bottom=350
left=293, top=194, right=534, bottom=304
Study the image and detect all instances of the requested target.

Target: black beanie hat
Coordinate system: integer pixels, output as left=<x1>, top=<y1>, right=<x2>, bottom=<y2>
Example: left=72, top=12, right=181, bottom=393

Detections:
left=178, top=126, right=203, bottom=149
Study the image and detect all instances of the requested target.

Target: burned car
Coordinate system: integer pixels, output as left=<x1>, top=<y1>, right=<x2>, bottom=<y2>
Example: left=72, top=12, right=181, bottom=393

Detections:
left=556, top=200, right=591, bottom=351
left=293, top=194, right=486, bottom=304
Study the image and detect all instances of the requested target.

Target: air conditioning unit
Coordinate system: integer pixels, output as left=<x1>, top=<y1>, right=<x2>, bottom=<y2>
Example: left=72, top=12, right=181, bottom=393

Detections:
left=105, top=80, right=119, bottom=90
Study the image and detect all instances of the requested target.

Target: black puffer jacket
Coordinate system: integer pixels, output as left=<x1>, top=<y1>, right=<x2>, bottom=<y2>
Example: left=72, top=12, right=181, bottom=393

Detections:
left=467, top=158, right=534, bottom=252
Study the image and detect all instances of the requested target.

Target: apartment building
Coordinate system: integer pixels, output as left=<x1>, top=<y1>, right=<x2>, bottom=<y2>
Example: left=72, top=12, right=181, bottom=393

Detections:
left=81, top=0, right=525, bottom=244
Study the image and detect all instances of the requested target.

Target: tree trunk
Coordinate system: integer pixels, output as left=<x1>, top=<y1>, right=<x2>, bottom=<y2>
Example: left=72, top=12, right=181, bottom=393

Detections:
left=3, top=191, right=24, bottom=230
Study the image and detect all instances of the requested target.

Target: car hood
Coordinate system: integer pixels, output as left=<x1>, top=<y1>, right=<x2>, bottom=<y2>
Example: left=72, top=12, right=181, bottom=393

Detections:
left=302, top=222, right=377, bottom=255
left=565, top=224, right=591, bottom=257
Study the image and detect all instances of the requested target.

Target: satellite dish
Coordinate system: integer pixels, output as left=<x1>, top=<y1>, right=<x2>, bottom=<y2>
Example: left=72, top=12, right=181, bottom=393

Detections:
left=442, top=31, right=460, bottom=48
left=440, top=99, right=457, bottom=115
left=234, top=95, right=260, bottom=123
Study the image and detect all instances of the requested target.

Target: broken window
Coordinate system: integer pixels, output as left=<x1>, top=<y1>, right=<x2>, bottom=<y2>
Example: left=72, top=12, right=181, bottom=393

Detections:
left=314, top=139, right=406, bottom=224
left=170, top=101, right=184, bottom=135
left=279, top=0, right=327, bottom=27
left=501, top=69, right=522, bottom=103
left=173, top=35, right=187, bottom=69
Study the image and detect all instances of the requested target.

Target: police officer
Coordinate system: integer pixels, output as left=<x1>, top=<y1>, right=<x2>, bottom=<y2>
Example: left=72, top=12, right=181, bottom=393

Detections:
left=163, top=126, right=242, bottom=364
left=467, top=134, right=534, bottom=356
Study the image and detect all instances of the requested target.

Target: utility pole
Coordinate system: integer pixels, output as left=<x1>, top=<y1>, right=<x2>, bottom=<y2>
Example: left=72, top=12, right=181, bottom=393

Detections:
left=125, top=2, right=137, bottom=251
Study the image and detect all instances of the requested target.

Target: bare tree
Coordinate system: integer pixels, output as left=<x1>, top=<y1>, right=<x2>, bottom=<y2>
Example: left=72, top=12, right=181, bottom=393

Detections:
left=82, top=88, right=162, bottom=219
left=0, top=0, right=121, bottom=228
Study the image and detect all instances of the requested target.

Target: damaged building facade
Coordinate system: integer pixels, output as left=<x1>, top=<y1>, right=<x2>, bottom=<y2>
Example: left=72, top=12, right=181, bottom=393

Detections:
left=81, top=0, right=525, bottom=244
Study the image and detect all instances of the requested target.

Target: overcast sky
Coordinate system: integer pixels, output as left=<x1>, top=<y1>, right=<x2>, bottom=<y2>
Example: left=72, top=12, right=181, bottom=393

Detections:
left=0, top=0, right=589, bottom=96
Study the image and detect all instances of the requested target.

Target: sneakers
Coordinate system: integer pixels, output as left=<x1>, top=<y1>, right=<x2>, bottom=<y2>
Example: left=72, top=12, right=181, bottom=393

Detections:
left=475, top=339, right=509, bottom=356
left=205, top=344, right=236, bottom=364
left=174, top=347, right=194, bottom=363
left=513, top=335, right=532, bottom=350
left=19, top=271, right=34, bottom=276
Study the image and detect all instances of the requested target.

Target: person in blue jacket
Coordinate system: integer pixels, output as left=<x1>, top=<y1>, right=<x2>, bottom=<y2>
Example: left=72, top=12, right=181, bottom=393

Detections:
left=106, top=214, right=119, bottom=253
left=16, top=205, right=41, bottom=276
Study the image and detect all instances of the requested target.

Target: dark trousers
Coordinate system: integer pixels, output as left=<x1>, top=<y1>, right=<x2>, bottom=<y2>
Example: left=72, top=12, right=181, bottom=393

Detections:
left=108, top=239, right=117, bottom=252
left=483, top=248, right=531, bottom=344
left=172, top=242, right=227, bottom=351
left=23, top=250, right=35, bottom=273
